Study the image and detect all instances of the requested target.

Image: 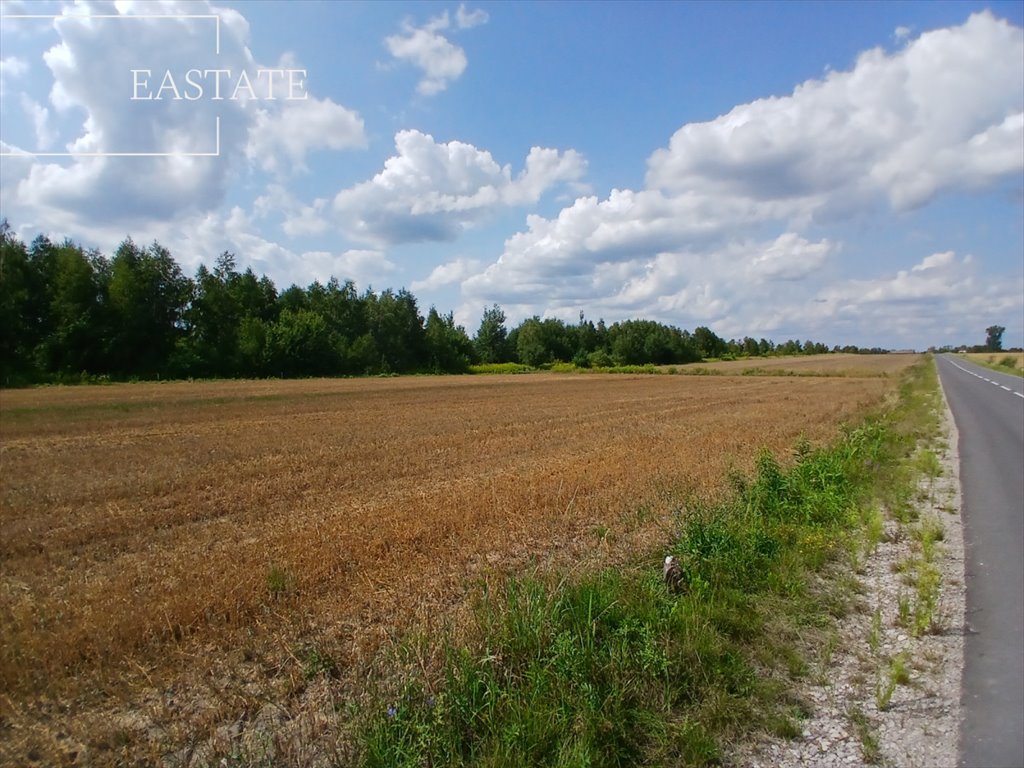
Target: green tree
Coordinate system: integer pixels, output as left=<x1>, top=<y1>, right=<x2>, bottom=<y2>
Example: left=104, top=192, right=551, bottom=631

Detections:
left=607, top=320, right=699, bottom=365
left=365, top=288, right=427, bottom=372
left=48, top=244, right=104, bottom=373
left=474, top=304, right=511, bottom=363
left=0, top=223, right=36, bottom=381
left=183, top=255, right=238, bottom=376
left=236, top=315, right=269, bottom=375
left=515, top=317, right=549, bottom=367
left=265, top=308, right=336, bottom=376
left=985, top=325, right=1005, bottom=352
left=692, top=326, right=727, bottom=359
left=777, top=338, right=801, bottom=356
left=106, top=239, right=190, bottom=376
left=425, top=308, right=475, bottom=373
left=514, top=316, right=572, bottom=366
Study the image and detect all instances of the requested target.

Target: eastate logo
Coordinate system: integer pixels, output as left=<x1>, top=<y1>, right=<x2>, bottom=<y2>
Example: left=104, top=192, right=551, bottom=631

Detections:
left=0, top=10, right=307, bottom=156
left=130, top=68, right=309, bottom=102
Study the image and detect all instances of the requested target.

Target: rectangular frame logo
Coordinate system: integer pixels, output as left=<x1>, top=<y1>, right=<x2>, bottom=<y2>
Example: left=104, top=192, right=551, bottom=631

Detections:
left=0, top=13, right=222, bottom=157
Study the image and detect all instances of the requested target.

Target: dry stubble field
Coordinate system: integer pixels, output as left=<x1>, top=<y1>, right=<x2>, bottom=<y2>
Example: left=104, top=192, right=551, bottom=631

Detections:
left=0, top=355, right=919, bottom=764
left=673, top=351, right=922, bottom=376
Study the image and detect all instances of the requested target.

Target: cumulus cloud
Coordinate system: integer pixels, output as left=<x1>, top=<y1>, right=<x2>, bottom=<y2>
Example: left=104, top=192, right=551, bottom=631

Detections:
left=19, top=94, right=56, bottom=150
left=461, top=11, right=1023, bottom=348
left=310, top=248, right=396, bottom=288
left=791, top=251, right=1024, bottom=345
left=411, top=257, right=483, bottom=291
left=385, top=11, right=467, bottom=96
left=456, top=4, right=489, bottom=29
left=99, top=205, right=398, bottom=291
left=385, top=6, right=487, bottom=95
left=252, top=183, right=331, bottom=237
left=646, top=12, right=1022, bottom=214
left=0, top=1, right=366, bottom=230
left=0, top=55, right=29, bottom=91
left=333, top=129, right=586, bottom=245
left=750, top=232, right=834, bottom=281
left=247, top=96, right=366, bottom=175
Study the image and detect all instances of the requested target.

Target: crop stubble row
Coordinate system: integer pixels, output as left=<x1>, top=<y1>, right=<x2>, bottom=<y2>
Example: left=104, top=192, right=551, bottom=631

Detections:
left=0, top=364, right=917, bottom=768
left=0, top=370, right=907, bottom=703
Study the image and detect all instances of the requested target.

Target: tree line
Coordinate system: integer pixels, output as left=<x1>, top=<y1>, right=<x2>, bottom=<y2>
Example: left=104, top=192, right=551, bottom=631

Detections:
left=0, top=223, right=864, bottom=385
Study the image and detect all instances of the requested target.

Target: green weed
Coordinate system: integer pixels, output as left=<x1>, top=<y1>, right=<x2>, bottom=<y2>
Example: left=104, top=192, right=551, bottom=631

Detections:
left=915, top=448, right=942, bottom=479
left=897, top=591, right=912, bottom=629
left=848, top=705, right=881, bottom=763
left=912, top=563, right=941, bottom=637
left=266, top=564, right=294, bottom=598
left=300, top=644, right=339, bottom=680
left=867, top=607, right=882, bottom=655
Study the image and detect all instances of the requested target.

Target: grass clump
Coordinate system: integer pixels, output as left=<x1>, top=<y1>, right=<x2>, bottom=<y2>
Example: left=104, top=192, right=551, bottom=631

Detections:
left=266, top=564, right=294, bottom=598
left=358, top=413, right=901, bottom=766
left=867, top=607, right=883, bottom=655
left=848, top=705, right=881, bottom=763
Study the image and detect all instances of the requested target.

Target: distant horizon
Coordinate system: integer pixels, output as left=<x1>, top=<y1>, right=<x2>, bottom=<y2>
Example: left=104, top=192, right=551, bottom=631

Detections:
left=1, top=0, right=1021, bottom=351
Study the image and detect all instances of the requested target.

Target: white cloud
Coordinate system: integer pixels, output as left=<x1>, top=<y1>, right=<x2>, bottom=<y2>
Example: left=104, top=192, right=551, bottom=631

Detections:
left=0, top=55, right=29, bottom=91
left=332, top=129, right=586, bottom=245
left=252, top=183, right=331, bottom=236
left=19, top=93, right=56, bottom=150
left=385, top=11, right=468, bottom=95
left=647, top=12, right=1022, bottom=214
left=0, top=1, right=366, bottom=232
left=411, top=257, right=482, bottom=291
left=894, top=25, right=912, bottom=41
left=792, top=251, right=1023, bottom=346
left=106, top=206, right=396, bottom=292
left=333, top=249, right=396, bottom=287
left=826, top=250, right=964, bottom=304
left=247, top=96, right=366, bottom=175
left=456, top=4, right=489, bottom=29
left=460, top=11, right=1023, bottom=348
left=750, top=232, right=834, bottom=281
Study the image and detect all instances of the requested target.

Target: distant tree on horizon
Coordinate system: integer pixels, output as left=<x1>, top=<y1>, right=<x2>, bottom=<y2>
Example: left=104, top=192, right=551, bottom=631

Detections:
left=985, top=325, right=1005, bottom=352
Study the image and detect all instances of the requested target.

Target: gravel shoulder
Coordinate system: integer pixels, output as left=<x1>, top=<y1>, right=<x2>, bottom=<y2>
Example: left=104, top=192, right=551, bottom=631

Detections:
left=728, top=377, right=966, bottom=767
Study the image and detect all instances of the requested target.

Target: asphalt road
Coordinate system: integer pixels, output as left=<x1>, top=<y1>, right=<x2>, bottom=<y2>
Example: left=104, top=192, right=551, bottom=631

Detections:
left=935, top=354, right=1024, bottom=768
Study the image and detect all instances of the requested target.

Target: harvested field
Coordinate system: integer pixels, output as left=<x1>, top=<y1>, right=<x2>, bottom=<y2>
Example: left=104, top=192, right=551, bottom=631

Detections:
left=673, top=352, right=920, bottom=377
left=0, top=360, right=916, bottom=763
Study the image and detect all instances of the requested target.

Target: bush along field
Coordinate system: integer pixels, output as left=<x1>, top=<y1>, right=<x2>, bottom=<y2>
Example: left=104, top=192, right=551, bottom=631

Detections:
left=357, top=361, right=936, bottom=768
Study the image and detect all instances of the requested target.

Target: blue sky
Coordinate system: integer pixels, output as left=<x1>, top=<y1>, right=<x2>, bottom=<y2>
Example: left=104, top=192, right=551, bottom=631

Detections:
left=1, top=0, right=1022, bottom=350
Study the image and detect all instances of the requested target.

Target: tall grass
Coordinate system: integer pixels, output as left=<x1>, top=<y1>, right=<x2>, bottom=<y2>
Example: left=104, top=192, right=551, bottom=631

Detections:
left=358, top=405, right=911, bottom=766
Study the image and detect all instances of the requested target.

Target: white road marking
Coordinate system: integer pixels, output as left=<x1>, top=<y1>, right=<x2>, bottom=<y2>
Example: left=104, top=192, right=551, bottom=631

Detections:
left=947, top=359, right=1024, bottom=402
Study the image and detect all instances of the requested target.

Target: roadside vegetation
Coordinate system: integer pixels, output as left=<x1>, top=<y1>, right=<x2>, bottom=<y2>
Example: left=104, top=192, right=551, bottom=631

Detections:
left=354, top=359, right=941, bottom=767
left=961, top=351, right=1024, bottom=377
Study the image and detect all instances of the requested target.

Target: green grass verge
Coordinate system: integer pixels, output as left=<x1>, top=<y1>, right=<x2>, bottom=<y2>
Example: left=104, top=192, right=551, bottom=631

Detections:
left=355, top=359, right=938, bottom=767
left=961, top=353, right=1024, bottom=378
